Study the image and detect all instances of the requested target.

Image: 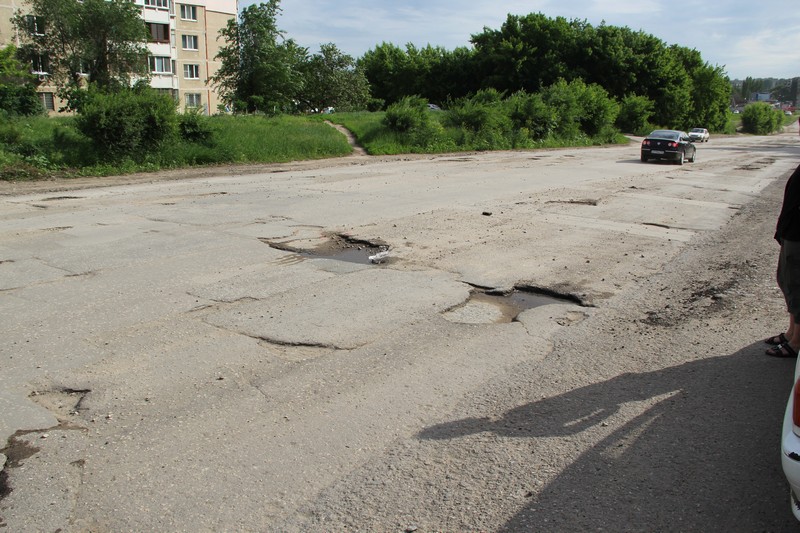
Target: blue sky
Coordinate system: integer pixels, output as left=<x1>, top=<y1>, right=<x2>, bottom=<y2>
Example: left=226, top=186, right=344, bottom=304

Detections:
left=240, top=0, right=799, bottom=80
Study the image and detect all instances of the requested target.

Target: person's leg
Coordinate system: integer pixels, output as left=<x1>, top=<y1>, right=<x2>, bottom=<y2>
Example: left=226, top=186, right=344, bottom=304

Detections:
left=788, top=314, right=800, bottom=352
left=766, top=318, right=791, bottom=345
left=768, top=241, right=800, bottom=356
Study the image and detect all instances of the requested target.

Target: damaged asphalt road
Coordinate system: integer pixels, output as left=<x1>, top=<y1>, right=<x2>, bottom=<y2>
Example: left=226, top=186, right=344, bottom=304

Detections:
left=2, top=131, right=800, bottom=531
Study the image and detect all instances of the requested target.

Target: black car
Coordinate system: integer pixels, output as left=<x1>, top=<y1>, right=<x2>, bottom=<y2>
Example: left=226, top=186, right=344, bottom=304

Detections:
left=641, top=129, right=696, bottom=165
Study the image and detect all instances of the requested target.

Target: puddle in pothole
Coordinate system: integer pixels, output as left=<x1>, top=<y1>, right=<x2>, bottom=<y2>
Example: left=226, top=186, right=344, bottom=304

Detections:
left=443, top=289, right=573, bottom=324
left=262, top=234, right=390, bottom=265
left=311, top=246, right=390, bottom=264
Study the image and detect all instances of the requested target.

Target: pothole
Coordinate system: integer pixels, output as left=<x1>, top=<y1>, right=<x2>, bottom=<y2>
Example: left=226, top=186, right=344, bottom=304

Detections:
left=29, top=388, right=91, bottom=419
left=443, top=286, right=582, bottom=324
left=261, top=234, right=390, bottom=265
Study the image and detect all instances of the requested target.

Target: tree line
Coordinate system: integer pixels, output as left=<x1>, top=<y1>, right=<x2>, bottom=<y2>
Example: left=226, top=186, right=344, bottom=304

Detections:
left=359, top=14, right=732, bottom=132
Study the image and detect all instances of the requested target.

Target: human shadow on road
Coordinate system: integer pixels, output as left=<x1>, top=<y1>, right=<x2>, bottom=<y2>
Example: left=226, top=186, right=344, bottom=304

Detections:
left=418, top=344, right=797, bottom=531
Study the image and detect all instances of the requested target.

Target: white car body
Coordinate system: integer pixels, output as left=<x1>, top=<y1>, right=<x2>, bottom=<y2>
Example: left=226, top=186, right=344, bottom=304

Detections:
left=689, top=128, right=710, bottom=142
left=781, top=358, right=800, bottom=521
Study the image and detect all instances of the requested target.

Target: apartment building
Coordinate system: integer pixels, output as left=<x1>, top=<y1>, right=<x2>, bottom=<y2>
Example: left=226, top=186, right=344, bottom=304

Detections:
left=0, top=0, right=238, bottom=114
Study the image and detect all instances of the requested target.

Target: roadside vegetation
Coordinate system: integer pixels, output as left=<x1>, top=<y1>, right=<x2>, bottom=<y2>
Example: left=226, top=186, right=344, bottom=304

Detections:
left=325, top=84, right=628, bottom=156
left=1, top=0, right=796, bottom=181
left=0, top=105, right=352, bottom=180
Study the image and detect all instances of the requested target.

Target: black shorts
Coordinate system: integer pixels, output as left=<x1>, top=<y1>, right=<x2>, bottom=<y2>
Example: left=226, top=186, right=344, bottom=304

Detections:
left=778, top=239, right=800, bottom=321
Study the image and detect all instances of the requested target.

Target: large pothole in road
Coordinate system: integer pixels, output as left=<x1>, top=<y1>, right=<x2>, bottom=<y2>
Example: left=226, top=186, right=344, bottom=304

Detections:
left=261, top=233, right=390, bottom=265
left=443, top=286, right=584, bottom=324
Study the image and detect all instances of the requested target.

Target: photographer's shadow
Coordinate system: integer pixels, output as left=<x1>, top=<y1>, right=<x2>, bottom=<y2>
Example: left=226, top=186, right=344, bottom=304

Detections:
left=418, top=345, right=797, bottom=531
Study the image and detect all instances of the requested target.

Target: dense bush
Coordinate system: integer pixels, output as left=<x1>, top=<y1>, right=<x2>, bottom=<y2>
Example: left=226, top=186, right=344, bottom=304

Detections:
left=0, top=84, right=43, bottom=117
left=504, top=91, right=557, bottom=140
left=178, top=109, right=215, bottom=145
left=741, top=102, right=784, bottom=135
left=576, top=82, right=619, bottom=139
left=382, top=95, right=452, bottom=149
left=446, top=90, right=516, bottom=150
left=75, top=87, right=178, bottom=159
left=447, top=89, right=511, bottom=132
left=540, top=79, right=583, bottom=139
left=541, top=79, right=618, bottom=140
left=616, top=94, right=655, bottom=135
left=383, top=95, right=430, bottom=133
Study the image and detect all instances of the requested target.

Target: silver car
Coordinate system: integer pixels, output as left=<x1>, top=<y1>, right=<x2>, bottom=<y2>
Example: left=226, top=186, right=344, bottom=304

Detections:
left=689, top=128, right=710, bottom=142
left=782, top=356, right=800, bottom=520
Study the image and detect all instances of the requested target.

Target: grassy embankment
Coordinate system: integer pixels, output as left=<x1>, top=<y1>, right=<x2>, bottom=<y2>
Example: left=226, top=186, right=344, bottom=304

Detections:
left=322, top=111, right=629, bottom=156
left=7, top=108, right=763, bottom=181
left=0, top=114, right=352, bottom=181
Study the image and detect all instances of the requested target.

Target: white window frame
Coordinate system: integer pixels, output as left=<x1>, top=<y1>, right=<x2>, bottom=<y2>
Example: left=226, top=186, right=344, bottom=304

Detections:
left=183, top=63, right=199, bottom=79
left=149, top=56, right=173, bottom=74
left=181, top=35, right=198, bottom=50
left=144, top=0, right=169, bottom=8
left=185, top=93, right=201, bottom=108
left=180, top=5, right=197, bottom=21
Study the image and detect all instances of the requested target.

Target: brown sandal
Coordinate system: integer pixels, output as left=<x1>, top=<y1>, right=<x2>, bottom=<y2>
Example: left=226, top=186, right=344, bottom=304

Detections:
left=765, top=333, right=789, bottom=346
left=765, top=343, right=798, bottom=358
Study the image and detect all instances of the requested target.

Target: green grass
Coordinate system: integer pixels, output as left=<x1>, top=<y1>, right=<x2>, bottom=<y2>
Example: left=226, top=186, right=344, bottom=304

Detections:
left=321, top=111, right=452, bottom=155
left=2, top=109, right=630, bottom=181
left=325, top=111, right=628, bottom=155
left=1, top=114, right=353, bottom=181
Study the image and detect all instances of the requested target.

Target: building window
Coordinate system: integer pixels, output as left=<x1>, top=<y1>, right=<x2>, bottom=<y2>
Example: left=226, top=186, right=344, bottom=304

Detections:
left=179, top=5, right=197, bottom=21
left=25, top=15, right=45, bottom=35
left=185, top=93, right=201, bottom=108
left=31, top=55, right=49, bottom=74
left=38, top=92, right=54, bottom=111
left=147, top=23, right=170, bottom=43
left=144, top=0, right=169, bottom=8
left=183, top=64, right=199, bottom=79
left=149, top=56, right=173, bottom=74
left=181, top=35, right=198, bottom=50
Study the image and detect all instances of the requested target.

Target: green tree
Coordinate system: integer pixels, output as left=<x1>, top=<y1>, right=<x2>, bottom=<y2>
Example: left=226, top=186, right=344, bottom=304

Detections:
left=0, top=45, right=41, bottom=116
left=359, top=43, right=416, bottom=106
left=12, top=0, right=149, bottom=90
left=300, top=43, right=370, bottom=112
left=771, top=78, right=799, bottom=105
left=671, top=46, right=731, bottom=131
left=470, top=14, right=582, bottom=94
left=213, top=0, right=307, bottom=113
left=740, top=77, right=766, bottom=101
left=741, top=102, right=784, bottom=135
left=615, top=94, right=654, bottom=135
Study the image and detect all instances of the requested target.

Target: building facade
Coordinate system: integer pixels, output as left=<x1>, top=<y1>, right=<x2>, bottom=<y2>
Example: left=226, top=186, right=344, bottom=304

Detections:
left=0, top=0, right=238, bottom=114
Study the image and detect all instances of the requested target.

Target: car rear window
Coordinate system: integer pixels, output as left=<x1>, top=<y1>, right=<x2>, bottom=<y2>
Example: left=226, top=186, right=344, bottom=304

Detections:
left=649, top=130, right=679, bottom=140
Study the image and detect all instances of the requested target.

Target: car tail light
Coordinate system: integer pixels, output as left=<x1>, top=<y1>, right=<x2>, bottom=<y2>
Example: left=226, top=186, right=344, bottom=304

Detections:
left=793, top=379, right=800, bottom=432
left=668, top=142, right=678, bottom=148
left=642, top=140, right=649, bottom=146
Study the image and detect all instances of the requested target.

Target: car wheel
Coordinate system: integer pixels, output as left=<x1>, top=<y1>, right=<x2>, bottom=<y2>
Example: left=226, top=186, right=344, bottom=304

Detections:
left=677, top=152, right=685, bottom=165
left=689, top=149, right=696, bottom=163
left=641, top=155, right=648, bottom=162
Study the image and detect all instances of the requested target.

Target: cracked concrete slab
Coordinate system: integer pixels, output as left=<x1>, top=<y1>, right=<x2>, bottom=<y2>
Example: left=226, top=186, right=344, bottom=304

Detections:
left=205, top=268, right=470, bottom=349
